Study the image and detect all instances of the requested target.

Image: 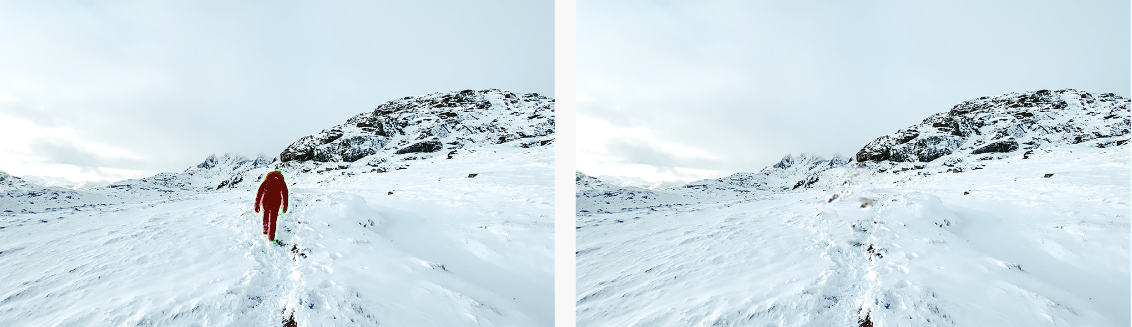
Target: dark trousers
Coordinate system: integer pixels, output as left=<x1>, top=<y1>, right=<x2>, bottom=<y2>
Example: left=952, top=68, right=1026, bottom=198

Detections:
left=262, top=206, right=279, bottom=241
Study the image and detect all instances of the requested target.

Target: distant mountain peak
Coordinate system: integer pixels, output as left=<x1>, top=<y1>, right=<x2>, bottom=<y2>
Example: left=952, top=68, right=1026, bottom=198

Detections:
left=0, top=170, right=33, bottom=192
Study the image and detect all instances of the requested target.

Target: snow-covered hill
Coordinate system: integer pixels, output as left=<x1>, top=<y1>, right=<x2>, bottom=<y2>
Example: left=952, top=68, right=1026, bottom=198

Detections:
left=277, top=89, right=552, bottom=166
left=682, top=153, right=850, bottom=193
left=0, top=89, right=554, bottom=326
left=577, top=89, right=1130, bottom=326
left=856, top=88, right=1128, bottom=165
left=0, top=153, right=279, bottom=216
left=576, top=154, right=850, bottom=215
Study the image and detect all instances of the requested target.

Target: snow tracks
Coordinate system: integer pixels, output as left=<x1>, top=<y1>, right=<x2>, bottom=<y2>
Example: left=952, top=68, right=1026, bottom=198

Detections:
left=810, top=188, right=958, bottom=326
left=577, top=169, right=1124, bottom=326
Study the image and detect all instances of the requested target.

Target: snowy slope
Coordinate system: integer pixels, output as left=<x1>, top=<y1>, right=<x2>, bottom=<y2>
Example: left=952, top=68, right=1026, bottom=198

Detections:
left=275, top=89, right=552, bottom=165
left=682, top=153, right=849, bottom=193
left=576, top=154, right=849, bottom=216
left=0, top=153, right=273, bottom=216
left=577, top=90, right=1130, bottom=326
left=0, top=89, right=554, bottom=326
left=594, top=175, right=687, bottom=190
left=856, top=89, right=1128, bottom=165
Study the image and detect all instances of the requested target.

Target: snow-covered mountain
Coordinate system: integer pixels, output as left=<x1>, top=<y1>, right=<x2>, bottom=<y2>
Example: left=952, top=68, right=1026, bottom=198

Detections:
left=577, top=89, right=1130, bottom=326
left=278, top=89, right=552, bottom=165
left=210, top=89, right=553, bottom=192
left=15, top=175, right=92, bottom=189
left=0, top=89, right=554, bottom=326
left=857, top=88, right=1128, bottom=165
left=576, top=154, right=851, bottom=215
left=0, top=171, right=35, bottom=192
left=576, top=171, right=707, bottom=216
left=682, top=153, right=850, bottom=193
left=0, top=153, right=276, bottom=216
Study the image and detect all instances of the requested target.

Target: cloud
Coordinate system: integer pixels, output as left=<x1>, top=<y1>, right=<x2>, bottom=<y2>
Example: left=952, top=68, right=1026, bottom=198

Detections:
left=0, top=114, right=149, bottom=182
left=0, top=1, right=553, bottom=182
left=578, top=0, right=1130, bottom=181
left=27, top=137, right=145, bottom=170
left=603, top=134, right=719, bottom=170
left=576, top=114, right=727, bottom=182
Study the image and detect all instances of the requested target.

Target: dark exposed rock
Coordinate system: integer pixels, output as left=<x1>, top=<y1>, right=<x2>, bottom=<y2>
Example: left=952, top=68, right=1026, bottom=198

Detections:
left=895, top=130, right=919, bottom=144
left=322, top=129, right=343, bottom=144
left=970, top=139, right=1019, bottom=155
left=216, top=174, right=243, bottom=189
left=197, top=155, right=219, bottom=169
left=394, top=140, right=442, bottom=154
left=279, top=136, right=316, bottom=162
left=342, top=148, right=377, bottom=162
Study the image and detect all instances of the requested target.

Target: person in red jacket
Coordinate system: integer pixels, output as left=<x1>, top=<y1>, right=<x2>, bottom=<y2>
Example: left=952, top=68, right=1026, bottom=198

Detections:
left=255, top=170, right=289, bottom=243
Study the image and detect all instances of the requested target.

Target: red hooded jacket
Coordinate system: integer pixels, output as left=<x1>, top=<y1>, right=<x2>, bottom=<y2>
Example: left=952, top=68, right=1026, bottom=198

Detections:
left=256, top=171, right=289, bottom=213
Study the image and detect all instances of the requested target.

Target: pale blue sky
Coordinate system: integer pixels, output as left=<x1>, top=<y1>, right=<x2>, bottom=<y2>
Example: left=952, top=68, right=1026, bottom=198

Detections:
left=0, top=0, right=553, bottom=182
left=578, top=0, right=1130, bottom=182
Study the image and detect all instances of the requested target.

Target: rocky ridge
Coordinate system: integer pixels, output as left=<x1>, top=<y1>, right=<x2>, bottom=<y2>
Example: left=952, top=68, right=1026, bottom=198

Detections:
left=2, top=89, right=553, bottom=214
left=278, top=89, right=552, bottom=164
left=207, top=89, right=554, bottom=189
left=578, top=89, right=1130, bottom=214
left=856, top=89, right=1128, bottom=165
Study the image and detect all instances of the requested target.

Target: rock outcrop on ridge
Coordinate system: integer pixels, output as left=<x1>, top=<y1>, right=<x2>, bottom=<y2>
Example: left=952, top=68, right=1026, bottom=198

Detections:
left=855, top=89, right=1129, bottom=164
left=578, top=88, right=1131, bottom=214
left=278, top=89, right=554, bottom=164
left=210, top=88, right=554, bottom=189
left=2, top=88, right=554, bottom=214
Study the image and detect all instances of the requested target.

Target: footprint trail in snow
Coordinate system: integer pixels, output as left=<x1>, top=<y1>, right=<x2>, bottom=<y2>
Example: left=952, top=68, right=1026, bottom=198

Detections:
left=577, top=143, right=1129, bottom=326
left=0, top=144, right=553, bottom=327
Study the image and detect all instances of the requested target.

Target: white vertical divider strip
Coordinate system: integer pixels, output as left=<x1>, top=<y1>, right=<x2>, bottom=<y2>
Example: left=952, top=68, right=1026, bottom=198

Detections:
left=554, top=0, right=577, bottom=325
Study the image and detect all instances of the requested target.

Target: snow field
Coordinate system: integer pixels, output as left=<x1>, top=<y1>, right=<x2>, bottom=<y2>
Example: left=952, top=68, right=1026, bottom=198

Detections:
left=577, top=143, right=1128, bottom=326
left=0, top=144, right=553, bottom=326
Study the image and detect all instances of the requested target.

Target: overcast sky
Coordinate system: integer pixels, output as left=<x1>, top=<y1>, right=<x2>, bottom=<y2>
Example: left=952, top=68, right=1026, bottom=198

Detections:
left=0, top=0, right=553, bottom=183
left=577, top=0, right=1130, bottom=182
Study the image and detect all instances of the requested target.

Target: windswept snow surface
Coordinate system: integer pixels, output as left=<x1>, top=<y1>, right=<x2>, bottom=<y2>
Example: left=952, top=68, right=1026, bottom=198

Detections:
left=0, top=144, right=553, bottom=326
left=576, top=142, right=1129, bottom=326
